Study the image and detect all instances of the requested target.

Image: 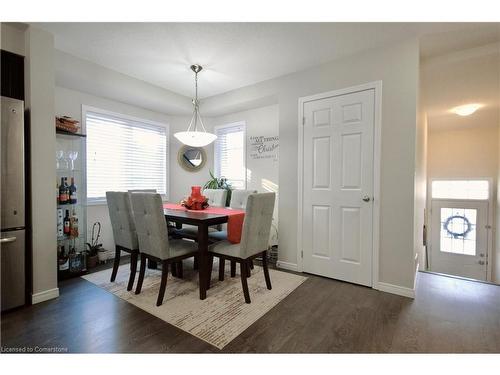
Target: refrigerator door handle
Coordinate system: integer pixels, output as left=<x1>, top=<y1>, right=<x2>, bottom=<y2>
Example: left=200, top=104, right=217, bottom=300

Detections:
left=0, top=236, right=17, bottom=243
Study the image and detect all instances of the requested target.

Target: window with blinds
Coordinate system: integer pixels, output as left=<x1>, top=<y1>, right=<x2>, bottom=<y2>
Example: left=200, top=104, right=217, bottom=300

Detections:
left=214, top=122, right=246, bottom=189
left=85, top=108, right=168, bottom=203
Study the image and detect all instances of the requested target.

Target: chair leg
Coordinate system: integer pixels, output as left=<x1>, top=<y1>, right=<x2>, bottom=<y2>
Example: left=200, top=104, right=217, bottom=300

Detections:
left=177, top=261, right=183, bottom=279
left=261, top=251, right=272, bottom=290
left=135, top=254, right=147, bottom=295
left=207, top=254, right=214, bottom=289
left=249, top=260, right=254, bottom=270
left=218, top=258, right=225, bottom=281
left=193, top=256, right=199, bottom=270
left=230, top=260, right=236, bottom=277
left=240, top=261, right=251, bottom=304
left=171, top=261, right=177, bottom=277
left=127, top=251, right=138, bottom=291
left=110, top=247, right=121, bottom=282
left=157, top=260, right=169, bottom=306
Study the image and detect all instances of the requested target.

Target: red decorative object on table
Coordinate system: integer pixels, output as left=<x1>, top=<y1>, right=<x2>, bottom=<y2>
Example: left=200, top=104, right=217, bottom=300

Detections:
left=180, top=186, right=209, bottom=210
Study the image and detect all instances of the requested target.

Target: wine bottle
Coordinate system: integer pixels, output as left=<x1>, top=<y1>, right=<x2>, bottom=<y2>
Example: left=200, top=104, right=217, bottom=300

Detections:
left=69, top=177, right=77, bottom=204
left=64, top=177, right=70, bottom=203
left=59, top=177, right=67, bottom=204
left=56, top=180, right=59, bottom=204
left=70, top=209, right=79, bottom=238
left=63, top=209, right=70, bottom=235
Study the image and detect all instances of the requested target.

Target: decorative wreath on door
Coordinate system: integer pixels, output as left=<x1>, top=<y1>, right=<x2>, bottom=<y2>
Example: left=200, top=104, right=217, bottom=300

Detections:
left=443, top=215, right=472, bottom=239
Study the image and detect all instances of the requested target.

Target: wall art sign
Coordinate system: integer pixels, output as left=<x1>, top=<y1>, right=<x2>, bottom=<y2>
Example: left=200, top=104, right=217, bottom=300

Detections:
left=249, top=135, right=279, bottom=160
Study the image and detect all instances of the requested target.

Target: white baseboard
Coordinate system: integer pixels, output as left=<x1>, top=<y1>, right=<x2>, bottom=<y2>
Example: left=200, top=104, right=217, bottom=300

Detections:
left=31, top=287, right=59, bottom=304
left=377, top=282, right=415, bottom=299
left=276, top=261, right=298, bottom=272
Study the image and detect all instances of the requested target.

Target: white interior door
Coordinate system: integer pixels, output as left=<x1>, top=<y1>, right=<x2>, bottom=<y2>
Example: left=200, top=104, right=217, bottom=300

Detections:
left=302, top=89, right=374, bottom=286
left=430, top=199, right=488, bottom=281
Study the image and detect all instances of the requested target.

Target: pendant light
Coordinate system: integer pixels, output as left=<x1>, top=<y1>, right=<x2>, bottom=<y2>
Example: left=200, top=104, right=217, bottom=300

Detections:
left=174, top=64, right=217, bottom=147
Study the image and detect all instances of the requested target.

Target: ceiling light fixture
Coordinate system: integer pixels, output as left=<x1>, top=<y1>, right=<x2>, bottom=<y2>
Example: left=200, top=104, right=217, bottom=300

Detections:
left=174, top=64, right=217, bottom=147
left=450, top=103, right=483, bottom=117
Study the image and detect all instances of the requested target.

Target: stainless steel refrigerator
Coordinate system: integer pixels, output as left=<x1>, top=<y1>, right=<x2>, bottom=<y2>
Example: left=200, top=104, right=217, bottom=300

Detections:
left=1, top=96, right=26, bottom=311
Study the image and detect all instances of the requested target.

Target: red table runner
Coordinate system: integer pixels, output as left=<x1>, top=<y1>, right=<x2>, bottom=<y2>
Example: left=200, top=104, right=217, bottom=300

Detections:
left=163, top=203, right=245, bottom=244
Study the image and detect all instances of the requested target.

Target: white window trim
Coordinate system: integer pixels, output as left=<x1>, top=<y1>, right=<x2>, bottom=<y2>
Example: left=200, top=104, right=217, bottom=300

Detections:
left=82, top=105, right=169, bottom=205
left=213, top=121, right=247, bottom=190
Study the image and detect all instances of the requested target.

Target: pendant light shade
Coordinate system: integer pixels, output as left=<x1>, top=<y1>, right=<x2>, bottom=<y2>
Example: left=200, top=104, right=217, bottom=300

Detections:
left=174, top=131, right=217, bottom=147
left=174, top=64, right=217, bottom=147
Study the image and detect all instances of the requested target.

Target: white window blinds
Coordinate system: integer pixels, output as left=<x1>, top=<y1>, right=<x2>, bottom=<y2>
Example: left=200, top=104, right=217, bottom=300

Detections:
left=214, top=122, right=246, bottom=189
left=86, top=110, right=168, bottom=203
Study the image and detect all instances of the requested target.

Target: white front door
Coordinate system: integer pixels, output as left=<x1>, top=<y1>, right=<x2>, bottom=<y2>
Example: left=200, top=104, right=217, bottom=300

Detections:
left=302, top=89, right=375, bottom=286
left=430, top=199, right=488, bottom=281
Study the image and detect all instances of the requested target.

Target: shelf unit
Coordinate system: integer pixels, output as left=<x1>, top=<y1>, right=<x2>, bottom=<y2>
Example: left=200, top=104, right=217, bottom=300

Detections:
left=56, top=129, right=87, bottom=281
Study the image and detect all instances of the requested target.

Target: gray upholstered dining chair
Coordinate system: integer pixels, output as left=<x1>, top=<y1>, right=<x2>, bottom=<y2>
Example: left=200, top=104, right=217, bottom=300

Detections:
left=209, top=189, right=258, bottom=278
left=229, top=189, right=257, bottom=209
left=131, top=193, right=198, bottom=306
left=204, top=188, right=228, bottom=208
left=106, top=191, right=140, bottom=291
left=207, top=192, right=275, bottom=303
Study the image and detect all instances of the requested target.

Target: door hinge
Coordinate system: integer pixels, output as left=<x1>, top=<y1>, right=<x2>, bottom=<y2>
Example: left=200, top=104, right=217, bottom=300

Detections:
left=302, top=117, right=306, bottom=126
left=301, top=250, right=303, bottom=258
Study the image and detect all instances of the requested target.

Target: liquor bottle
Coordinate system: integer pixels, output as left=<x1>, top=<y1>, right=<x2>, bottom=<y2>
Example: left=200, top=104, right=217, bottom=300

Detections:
left=63, top=209, right=70, bottom=235
left=69, top=177, right=77, bottom=204
left=70, top=209, right=79, bottom=238
left=64, top=177, right=70, bottom=203
left=59, top=177, right=67, bottom=204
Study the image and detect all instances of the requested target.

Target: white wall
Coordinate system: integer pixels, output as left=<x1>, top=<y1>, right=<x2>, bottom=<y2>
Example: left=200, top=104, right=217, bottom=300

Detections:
left=24, top=26, right=58, bottom=300
left=211, top=105, right=280, bottom=245
left=1, top=23, right=26, bottom=55
left=202, top=39, right=420, bottom=290
left=427, top=127, right=498, bottom=180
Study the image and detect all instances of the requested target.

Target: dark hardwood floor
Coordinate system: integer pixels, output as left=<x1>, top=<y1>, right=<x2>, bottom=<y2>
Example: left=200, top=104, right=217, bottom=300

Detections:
left=1, top=263, right=499, bottom=353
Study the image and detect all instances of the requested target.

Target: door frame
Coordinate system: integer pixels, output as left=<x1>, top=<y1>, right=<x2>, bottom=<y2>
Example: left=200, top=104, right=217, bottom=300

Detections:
left=427, top=177, right=494, bottom=282
left=297, top=81, right=383, bottom=289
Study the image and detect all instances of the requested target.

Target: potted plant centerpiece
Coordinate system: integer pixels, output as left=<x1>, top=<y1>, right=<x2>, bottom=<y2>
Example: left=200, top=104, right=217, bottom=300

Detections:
left=203, top=170, right=233, bottom=206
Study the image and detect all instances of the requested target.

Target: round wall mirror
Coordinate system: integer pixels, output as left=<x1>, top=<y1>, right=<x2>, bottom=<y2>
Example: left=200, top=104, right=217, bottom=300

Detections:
left=177, top=145, right=207, bottom=172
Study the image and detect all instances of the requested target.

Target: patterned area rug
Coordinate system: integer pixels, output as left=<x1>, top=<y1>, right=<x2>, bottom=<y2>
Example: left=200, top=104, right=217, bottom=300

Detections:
left=82, top=261, right=307, bottom=349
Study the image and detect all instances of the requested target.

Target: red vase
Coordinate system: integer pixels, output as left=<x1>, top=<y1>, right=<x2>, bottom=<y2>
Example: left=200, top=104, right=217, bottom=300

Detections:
left=191, top=186, right=202, bottom=199
left=183, top=186, right=208, bottom=210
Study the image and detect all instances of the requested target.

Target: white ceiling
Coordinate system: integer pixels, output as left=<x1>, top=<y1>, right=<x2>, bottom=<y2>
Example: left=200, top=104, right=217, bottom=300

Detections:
left=34, top=22, right=500, bottom=99
left=422, top=44, right=499, bottom=132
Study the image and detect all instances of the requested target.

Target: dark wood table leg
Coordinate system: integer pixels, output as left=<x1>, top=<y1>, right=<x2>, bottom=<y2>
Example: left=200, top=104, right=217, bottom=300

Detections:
left=147, top=259, right=157, bottom=269
left=197, top=223, right=209, bottom=300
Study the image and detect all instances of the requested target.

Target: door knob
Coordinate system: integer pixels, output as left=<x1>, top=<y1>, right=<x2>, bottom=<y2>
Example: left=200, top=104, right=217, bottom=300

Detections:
left=478, top=260, right=485, bottom=265
left=362, top=196, right=371, bottom=202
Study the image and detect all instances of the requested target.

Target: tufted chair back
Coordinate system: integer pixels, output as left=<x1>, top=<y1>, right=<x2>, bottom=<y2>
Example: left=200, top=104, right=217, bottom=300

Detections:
left=130, top=192, right=171, bottom=260
left=230, top=189, right=258, bottom=209
left=203, top=189, right=227, bottom=207
left=239, top=193, right=275, bottom=258
left=106, top=191, right=139, bottom=250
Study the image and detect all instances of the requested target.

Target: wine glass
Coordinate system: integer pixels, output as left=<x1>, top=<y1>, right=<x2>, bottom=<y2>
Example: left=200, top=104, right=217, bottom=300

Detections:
left=56, top=150, right=64, bottom=170
left=68, top=151, right=79, bottom=170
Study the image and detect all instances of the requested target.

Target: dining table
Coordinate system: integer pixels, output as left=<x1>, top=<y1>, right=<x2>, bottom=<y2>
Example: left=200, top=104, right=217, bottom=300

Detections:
left=163, top=207, right=229, bottom=300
